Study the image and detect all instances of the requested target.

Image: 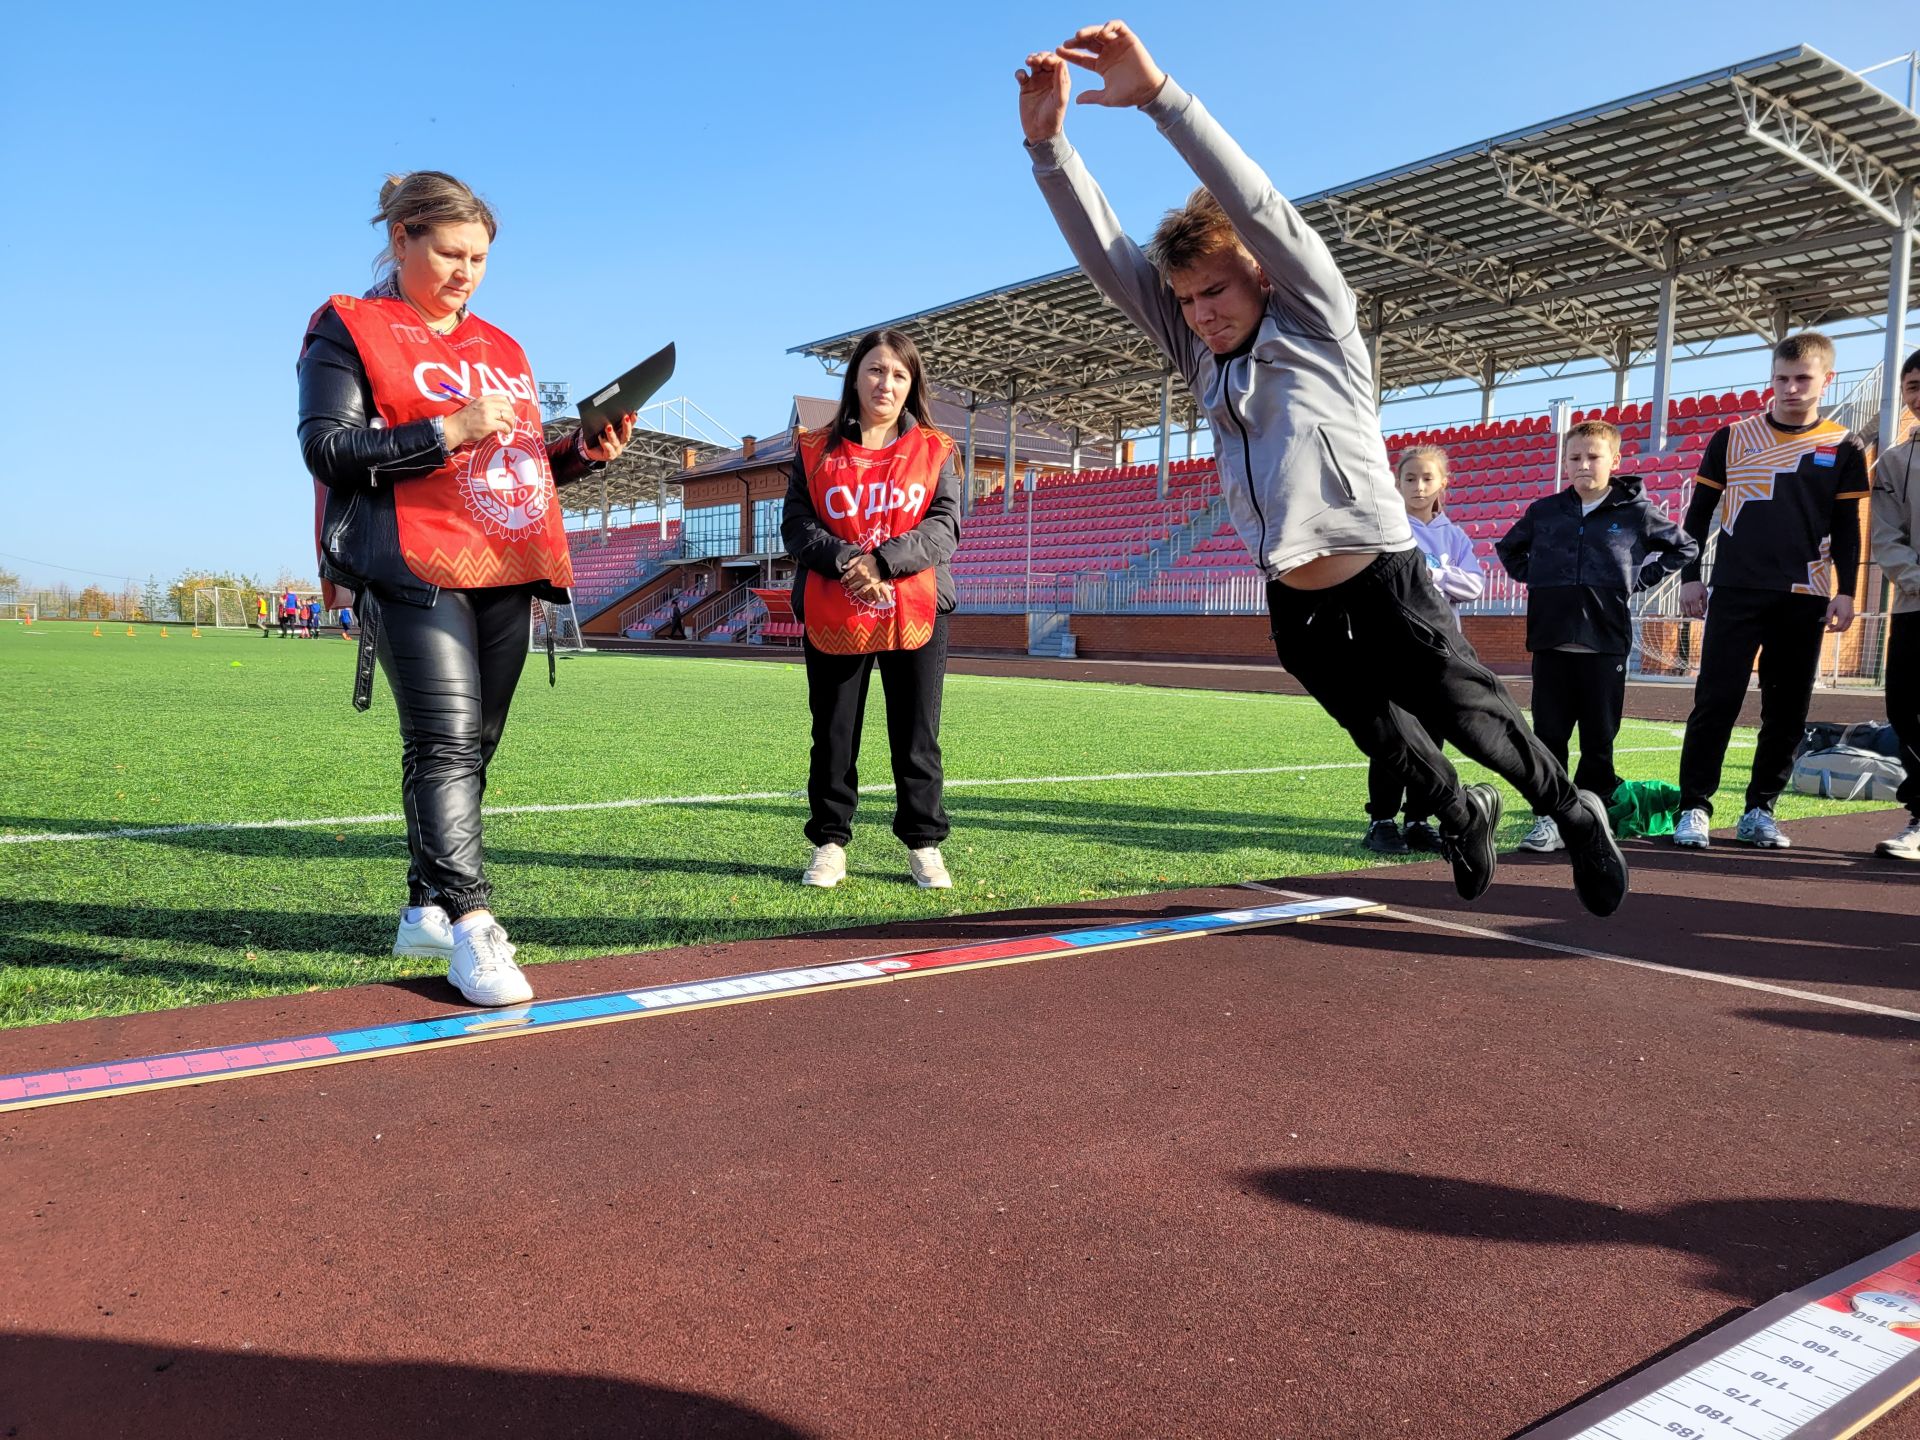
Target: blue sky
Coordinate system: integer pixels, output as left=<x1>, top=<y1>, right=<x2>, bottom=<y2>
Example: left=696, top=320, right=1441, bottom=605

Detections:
left=0, top=0, right=1911, bottom=591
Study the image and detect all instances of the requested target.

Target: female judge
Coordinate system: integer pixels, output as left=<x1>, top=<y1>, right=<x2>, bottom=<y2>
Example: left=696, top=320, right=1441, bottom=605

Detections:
left=297, top=170, right=634, bottom=1006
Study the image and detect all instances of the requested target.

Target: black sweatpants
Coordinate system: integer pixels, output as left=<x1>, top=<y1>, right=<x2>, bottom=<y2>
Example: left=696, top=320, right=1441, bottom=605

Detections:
left=1268, top=548, right=1581, bottom=834
left=803, top=614, right=950, bottom=849
left=1887, top=610, right=1920, bottom=822
left=1529, top=649, right=1628, bottom=810
left=1677, top=586, right=1828, bottom=816
left=375, top=584, right=535, bottom=915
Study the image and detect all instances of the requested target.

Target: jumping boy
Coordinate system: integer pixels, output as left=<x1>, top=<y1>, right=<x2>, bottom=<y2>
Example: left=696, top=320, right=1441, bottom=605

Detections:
left=1495, top=419, right=1695, bottom=852
left=1673, top=333, right=1868, bottom=849
left=1015, top=21, right=1627, bottom=914
left=1870, top=347, right=1920, bottom=861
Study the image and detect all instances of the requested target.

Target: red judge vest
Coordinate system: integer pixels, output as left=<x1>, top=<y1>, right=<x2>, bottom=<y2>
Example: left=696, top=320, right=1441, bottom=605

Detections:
left=323, top=295, right=573, bottom=592
left=797, top=425, right=951, bottom=654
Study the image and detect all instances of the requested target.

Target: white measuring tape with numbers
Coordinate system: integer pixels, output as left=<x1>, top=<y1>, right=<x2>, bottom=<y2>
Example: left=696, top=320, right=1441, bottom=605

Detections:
left=1523, top=1231, right=1920, bottom=1438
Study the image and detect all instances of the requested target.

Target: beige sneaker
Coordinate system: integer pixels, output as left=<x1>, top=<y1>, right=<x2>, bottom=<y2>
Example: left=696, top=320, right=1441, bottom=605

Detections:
left=801, top=843, right=847, bottom=888
left=908, top=846, right=952, bottom=890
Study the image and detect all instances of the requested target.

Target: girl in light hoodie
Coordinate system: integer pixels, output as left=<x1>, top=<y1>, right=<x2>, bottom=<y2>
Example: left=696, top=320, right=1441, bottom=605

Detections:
left=1362, top=447, right=1486, bottom=855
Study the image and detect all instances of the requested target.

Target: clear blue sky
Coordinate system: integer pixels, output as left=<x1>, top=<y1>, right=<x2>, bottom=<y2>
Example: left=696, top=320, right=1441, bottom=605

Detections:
left=0, top=0, right=1911, bottom=591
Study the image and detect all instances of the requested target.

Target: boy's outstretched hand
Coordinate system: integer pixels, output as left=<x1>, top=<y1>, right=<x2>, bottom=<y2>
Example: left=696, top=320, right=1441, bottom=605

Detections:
left=1016, top=51, right=1070, bottom=143
left=1057, top=21, right=1167, bottom=109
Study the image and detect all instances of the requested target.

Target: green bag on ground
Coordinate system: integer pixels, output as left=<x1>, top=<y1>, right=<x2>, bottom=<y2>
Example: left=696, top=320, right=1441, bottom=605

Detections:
left=1607, top=778, right=1681, bottom=838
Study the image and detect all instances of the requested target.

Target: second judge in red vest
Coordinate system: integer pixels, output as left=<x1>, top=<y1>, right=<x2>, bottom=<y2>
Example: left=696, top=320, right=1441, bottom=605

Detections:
left=297, top=170, right=635, bottom=1007
left=783, top=328, right=963, bottom=890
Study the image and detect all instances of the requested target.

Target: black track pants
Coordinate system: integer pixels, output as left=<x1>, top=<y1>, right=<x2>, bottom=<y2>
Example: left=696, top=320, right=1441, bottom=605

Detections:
left=1677, top=587, right=1828, bottom=816
left=803, top=615, right=950, bottom=849
left=1528, top=649, right=1628, bottom=810
left=1887, top=611, right=1920, bottom=821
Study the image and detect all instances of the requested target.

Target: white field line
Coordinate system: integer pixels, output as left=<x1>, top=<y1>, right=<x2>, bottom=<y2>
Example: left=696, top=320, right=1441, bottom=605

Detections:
left=1242, top=882, right=1920, bottom=1025
left=0, top=743, right=1735, bottom=848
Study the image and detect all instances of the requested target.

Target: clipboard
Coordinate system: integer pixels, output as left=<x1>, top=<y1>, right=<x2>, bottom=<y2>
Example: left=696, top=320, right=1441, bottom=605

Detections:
left=576, top=342, right=675, bottom=436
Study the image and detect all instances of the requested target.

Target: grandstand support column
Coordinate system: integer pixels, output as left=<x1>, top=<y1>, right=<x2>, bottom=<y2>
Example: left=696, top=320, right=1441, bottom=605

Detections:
left=963, top=399, right=977, bottom=517
left=1070, top=426, right=1082, bottom=472
left=599, top=473, right=610, bottom=543
left=1157, top=372, right=1171, bottom=500
left=1004, top=393, right=1018, bottom=506
left=1880, top=193, right=1914, bottom=451
left=1611, top=331, right=1631, bottom=406
left=1649, top=241, right=1680, bottom=453
left=1478, top=354, right=1496, bottom=424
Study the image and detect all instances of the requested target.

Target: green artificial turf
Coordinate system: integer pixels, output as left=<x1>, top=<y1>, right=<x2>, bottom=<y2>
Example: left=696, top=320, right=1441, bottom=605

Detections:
left=0, top=620, right=1878, bottom=1029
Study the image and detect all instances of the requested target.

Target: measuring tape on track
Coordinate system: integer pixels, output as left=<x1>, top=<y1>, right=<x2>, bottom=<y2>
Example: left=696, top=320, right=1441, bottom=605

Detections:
left=0, top=895, right=1380, bottom=1113
left=1522, top=1231, right=1920, bottom=1439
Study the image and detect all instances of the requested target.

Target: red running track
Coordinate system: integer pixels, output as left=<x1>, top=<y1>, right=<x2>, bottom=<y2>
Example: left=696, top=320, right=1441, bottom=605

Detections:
left=2, top=810, right=1915, bottom=1439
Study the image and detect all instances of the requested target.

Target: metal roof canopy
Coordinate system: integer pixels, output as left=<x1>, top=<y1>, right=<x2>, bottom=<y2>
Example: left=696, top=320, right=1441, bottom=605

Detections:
left=791, top=44, right=1919, bottom=449
left=547, top=423, right=725, bottom=516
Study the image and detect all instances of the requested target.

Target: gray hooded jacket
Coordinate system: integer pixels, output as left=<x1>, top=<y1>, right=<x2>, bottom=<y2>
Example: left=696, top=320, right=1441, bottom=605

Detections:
left=1026, top=78, right=1412, bottom=579
left=1872, top=434, right=1920, bottom=615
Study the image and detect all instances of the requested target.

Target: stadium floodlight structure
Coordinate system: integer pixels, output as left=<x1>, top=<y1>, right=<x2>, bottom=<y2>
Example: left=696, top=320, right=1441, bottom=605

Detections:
left=544, top=419, right=727, bottom=543
left=793, top=43, right=1920, bottom=483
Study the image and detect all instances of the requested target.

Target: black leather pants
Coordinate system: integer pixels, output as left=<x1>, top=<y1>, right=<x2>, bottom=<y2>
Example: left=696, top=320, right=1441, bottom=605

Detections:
left=375, top=585, right=535, bottom=915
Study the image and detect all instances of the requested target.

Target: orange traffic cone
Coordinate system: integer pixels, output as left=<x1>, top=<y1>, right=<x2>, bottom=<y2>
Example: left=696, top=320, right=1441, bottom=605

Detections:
left=125, top=626, right=136, bottom=637
left=159, top=627, right=169, bottom=637
left=191, top=627, right=202, bottom=638
left=92, top=626, right=102, bottom=637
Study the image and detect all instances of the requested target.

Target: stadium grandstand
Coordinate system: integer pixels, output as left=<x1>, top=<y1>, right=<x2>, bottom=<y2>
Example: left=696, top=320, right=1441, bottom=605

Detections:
left=581, top=44, right=1918, bottom=673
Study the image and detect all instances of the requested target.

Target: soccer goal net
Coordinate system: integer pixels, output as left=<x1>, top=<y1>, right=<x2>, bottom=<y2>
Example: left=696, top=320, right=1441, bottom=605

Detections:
left=192, top=587, right=257, bottom=629
left=529, top=599, right=587, bottom=653
left=0, top=602, right=37, bottom=624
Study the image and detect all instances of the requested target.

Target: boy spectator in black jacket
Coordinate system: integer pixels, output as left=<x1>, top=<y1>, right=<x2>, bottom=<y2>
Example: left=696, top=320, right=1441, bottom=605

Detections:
left=1496, top=419, right=1696, bottom=852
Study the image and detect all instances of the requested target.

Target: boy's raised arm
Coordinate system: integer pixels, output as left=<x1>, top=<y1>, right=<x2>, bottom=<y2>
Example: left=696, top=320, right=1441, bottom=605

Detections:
left=1052, top=22, right=1357, bottom=339
left=1019, top=50, right=1195, bottom=378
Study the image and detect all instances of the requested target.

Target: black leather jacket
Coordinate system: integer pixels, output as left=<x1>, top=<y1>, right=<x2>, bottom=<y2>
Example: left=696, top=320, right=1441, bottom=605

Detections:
left=296, top=304, right=598, bottom=606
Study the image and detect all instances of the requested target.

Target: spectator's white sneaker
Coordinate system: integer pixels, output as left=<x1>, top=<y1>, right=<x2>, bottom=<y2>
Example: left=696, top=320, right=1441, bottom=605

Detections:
left=447, top=923, right=533, bottom=1007
left=1673, top=808, right=1711, bottom=849
left=1875, top=818, right=1920, bottom=861
left=1735, top=807, right=1790, bottom=848
left=393, top=905, right=454, bottom=959
left=1518, top=816, right=1565, bottom=853
left=908, top=846, right=952, bottom=890
left=801, top=843, right=847, bottom=888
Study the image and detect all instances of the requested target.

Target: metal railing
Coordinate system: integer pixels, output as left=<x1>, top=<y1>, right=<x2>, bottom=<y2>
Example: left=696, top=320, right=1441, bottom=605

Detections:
left=697, top=585, right=765, bottom=643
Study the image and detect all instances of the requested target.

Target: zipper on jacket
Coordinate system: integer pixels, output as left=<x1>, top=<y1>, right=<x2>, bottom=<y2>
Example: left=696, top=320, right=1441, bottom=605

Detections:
left=1315, top=427, right=1357, bottom=503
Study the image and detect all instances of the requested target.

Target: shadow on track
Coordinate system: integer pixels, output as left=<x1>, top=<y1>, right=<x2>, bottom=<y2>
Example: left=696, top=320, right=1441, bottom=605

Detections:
left=0, top=1331, right=817, bottom=1440
left=1244, top=1165, right=1920, bottom=1303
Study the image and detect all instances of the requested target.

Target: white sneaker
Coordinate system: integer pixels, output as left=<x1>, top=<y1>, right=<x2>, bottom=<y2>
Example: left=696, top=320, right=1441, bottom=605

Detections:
left=908, top=846, right=952, bottom=889
left=1518, top=816, right=1565, bottom=853
left=801, top=843, right=847, bottom=888
left=1735, top=807, right=1790, bottom=849
left=1673, top=808, right=1711, bottom=848
left=447, top=923, right=534, bottom=1007
left=393, top=905, right=454, bottom=958
left=1877, top=818, right=1920, bottom=861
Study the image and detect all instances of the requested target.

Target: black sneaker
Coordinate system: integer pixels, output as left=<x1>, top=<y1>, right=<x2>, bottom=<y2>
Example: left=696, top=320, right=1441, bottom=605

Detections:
left=1363, top=820, right=1410, bottom=855
left=1560, top=790, right=1629, bottom=917
left=1438, top=784, right=1502, bottom=901
left=1401, top=819, right=1440, bottom=852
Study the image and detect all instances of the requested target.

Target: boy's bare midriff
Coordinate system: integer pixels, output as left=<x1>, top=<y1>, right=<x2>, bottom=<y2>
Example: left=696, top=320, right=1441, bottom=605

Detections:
left=1277, top=551, right=1379, bottom=590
